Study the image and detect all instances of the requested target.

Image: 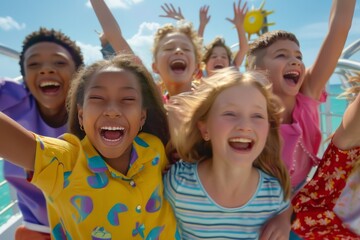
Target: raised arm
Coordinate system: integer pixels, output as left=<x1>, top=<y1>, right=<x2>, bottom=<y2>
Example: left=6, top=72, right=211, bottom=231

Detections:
left=0, top=112, right=36, bottom=170
left=333, top=80, right=360, bottom=149
left=198, top=5, right=210, bottom=38
left=226, top=0, right=248, bottom=69
left=90, top=0, right=134, bottom=55
left=302, top=0, right=356, bottom=99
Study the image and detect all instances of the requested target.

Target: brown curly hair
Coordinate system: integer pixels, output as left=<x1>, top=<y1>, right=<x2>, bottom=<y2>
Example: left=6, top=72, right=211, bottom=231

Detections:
left=19, top=27, right=84, bottom=77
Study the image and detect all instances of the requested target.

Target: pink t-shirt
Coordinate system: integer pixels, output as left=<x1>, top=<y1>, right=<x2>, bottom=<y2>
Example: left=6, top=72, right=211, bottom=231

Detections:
left=280, top=92, right=326, bottom=191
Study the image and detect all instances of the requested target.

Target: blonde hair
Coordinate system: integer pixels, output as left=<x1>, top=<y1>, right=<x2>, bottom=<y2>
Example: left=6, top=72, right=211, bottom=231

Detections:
left=152, top=20, right=202, bottom=64
left=338, top=71, right=360, bottom=102
left=152, top=21, right=203, bottom=95
left=167, top=68, right=291, bottom=199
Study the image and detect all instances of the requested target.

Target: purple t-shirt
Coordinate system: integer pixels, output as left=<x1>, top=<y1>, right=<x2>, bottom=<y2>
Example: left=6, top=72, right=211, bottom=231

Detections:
left=0, top=77, right=66, bottom=228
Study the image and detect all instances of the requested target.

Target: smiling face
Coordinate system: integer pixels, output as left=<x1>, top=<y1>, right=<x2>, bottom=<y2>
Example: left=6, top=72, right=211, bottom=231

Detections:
left=23, top=42, right=76, bottom=120
left=205, top=46, right=231, bottom=77
left=78, top=68, right=146, bottom=162
left=152, top=32, right=197, bottom=96
left=198, top=84, right=269, bottom=167
left=259, top=39, right=305, bottom=98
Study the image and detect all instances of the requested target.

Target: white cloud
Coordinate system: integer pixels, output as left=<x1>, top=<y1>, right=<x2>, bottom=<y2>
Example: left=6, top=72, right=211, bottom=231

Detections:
left=77, top=21, right=160, bottom=78
left=75, top=21, right=159, bottom=68
left=86, top=0, right=143, bottom=9
left=76, top=41, right=103, bottom=65
left=0, top=16, right=25, bottom=31
left=127, top=22, right=161, bottom=69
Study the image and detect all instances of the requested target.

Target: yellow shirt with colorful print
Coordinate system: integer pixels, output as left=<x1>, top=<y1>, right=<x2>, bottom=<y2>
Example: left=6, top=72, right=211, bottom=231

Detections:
left=31, top=132, right=179, bottom=240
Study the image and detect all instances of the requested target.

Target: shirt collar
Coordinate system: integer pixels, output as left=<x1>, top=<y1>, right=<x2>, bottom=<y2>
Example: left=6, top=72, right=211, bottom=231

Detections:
left=82, top=133, right=160, bottom=176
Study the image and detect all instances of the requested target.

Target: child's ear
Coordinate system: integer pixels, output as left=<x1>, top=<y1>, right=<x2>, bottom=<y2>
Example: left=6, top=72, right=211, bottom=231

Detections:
left=197, top=120, right=210, bottom=141
left=77, top=104, right=83, bottom=129
left=152, top=62, right=159, bottom=74
left=140, top=109, right=147, bottom=128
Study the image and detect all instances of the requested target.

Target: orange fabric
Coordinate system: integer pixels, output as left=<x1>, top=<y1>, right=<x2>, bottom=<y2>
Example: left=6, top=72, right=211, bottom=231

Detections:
left=15, top=226, right=51, bottom=240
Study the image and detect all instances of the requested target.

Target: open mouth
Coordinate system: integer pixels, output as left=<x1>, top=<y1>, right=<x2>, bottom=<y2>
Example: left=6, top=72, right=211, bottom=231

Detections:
left=228, top=137, right=254, bottom=151
left=283, top=71, right=300, bottom=85
left=213, top=64, right=224, bottom=70
left=170, top=60, right=187, bottom=73
left=39, top=81, right=61, bottom=94
left=100, top=126, right=125, bottom=142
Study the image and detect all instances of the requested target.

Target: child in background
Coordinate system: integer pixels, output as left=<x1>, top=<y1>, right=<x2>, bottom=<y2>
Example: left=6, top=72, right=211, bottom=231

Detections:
left=291, top=73, right=360, bottom=239
left=160, top=1, right=249, bottom=77
left=0, top=54, right=178, bottom=239
left=246, top=0, right=356, bottom=193
left=90, top=0, right=202, bottom=98
left=164, top=68, right=291, bottom=239
left=0, top=27, right=84, bottom=240
left=151, top=21, right=202, bottom=97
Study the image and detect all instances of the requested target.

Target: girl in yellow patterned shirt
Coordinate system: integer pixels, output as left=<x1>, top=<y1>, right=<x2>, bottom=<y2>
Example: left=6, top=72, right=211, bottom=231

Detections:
left=0, top=54, right=179, bottom=240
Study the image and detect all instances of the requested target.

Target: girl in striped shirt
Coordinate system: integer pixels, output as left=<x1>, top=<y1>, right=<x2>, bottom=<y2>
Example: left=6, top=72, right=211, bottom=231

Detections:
left=164, top=68, right=291, bottom=239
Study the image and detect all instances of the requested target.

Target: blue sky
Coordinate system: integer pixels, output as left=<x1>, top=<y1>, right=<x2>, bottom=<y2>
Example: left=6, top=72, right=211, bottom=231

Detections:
left=1, top=0, right=360, bottom=83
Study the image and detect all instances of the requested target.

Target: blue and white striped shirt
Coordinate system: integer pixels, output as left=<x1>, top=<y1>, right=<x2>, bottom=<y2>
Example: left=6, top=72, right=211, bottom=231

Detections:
left=164, top=161, right=289, bottom=239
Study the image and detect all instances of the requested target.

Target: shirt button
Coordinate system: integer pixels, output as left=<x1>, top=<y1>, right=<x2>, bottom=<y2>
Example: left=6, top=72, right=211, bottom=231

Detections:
left=130, top=180, right=136, bottom=187
left=136, top=205, right=142, bottom=213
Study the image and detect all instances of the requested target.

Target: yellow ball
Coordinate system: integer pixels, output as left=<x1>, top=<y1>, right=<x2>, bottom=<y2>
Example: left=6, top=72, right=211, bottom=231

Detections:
left=244, top=10, right=264, bottom=35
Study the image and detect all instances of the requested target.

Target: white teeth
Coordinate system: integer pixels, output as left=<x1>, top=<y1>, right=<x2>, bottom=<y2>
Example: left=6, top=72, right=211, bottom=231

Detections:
left=229, top=138, right=252, bottom=143
left=104, top=138, right=120, bottom=142
left=285, top=71, right=299, bottom=76
left=172, top=60, right=185, bottom=64
left=40, top=82, right=60, bottom=87
left=101, top=126, right=125, bottom=131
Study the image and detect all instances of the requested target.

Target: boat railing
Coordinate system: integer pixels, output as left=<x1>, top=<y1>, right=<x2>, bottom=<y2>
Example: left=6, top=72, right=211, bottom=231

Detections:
left=0, top=45, right=23, bottom=238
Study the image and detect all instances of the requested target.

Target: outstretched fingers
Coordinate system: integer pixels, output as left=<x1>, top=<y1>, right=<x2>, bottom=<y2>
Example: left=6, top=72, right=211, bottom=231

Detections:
left=159, top=3, right=184, bottom=20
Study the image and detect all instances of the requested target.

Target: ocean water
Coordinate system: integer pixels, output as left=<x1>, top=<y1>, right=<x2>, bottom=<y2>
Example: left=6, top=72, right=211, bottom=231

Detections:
left=0, top=160, right=13, bottom=227
left=0, top=84, right=349, bottom=227
left=320, top=84, right=348, bottom=137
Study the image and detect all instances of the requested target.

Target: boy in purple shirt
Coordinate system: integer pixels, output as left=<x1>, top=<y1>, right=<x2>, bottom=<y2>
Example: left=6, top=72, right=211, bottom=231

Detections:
left=0, top=27, right=83, bottom=239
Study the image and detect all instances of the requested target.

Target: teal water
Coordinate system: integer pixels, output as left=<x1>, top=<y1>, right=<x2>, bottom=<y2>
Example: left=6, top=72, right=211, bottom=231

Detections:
left=0, top=84, right=349, bottom=227
left=320, top=84, right=348, bottom=139
left=0, top=160, right=14, bottom=227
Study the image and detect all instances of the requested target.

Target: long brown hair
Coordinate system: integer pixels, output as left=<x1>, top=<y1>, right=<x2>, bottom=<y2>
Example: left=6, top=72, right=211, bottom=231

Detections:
left=67, top=54, right=169, bottom=145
